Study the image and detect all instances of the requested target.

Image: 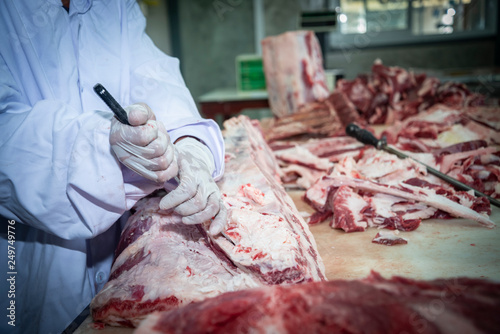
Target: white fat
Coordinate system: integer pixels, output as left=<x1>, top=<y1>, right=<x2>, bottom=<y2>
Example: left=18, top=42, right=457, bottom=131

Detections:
left=369, top=193, right=404, bottom=218
left=419, top=108, right=460, bottom=122
left=226, top=208, right=299, bottom=272
left=436, top=124, right=480, bottom=147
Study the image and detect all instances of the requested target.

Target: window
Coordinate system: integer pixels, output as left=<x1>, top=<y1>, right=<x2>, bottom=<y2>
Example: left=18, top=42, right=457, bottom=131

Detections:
left=323, top=0, right=497, bottom=50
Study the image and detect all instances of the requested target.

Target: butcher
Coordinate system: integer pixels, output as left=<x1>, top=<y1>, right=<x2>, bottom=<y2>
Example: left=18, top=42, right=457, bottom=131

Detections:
left=0, top=0, right=226, bottom=333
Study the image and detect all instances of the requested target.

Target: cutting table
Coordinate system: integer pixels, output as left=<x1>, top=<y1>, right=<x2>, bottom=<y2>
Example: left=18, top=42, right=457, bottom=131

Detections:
left=73, top=190, right=500, bottom=333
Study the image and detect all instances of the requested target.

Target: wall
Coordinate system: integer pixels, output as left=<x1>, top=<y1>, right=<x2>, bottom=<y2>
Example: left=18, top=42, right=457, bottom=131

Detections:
left=141, top=1, right=172, bottom=55
left=177, top=0, right=255, bottom=101
left=326, top=38, right=496, bottom=80
left=144, top=0, right=497, bottom=111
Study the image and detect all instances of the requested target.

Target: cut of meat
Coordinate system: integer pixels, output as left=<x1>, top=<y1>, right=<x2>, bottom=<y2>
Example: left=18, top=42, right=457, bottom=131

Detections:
left=274, top=145, right=333, bottom=171
left=135, top=271, right=500, bottom=334
left=215, top=116, right=326, bottom=284
left=329, top=185, right=369, bottom=232
left=280, top=164, right=326, bottom=189
left=261, top=30, right=330, bottom=118
left=90, top=198, right=261, bottom=327
left=264, top=100, right=343, bottom=142
left=335, top=60, right=484, bottom=125
left=302, top=147, right=495, bottom=232
left=466, top=106, right=500, bottom=131
left=372, top=230, right=409, bottom=246
left=327, top=90, right=362, bottom=126
left=91, top=116, right=325, bottom=327
left=315, top=175, right=495, bottom=229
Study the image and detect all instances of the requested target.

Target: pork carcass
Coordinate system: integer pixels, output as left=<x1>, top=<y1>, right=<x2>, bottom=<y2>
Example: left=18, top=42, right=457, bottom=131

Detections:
left=91, top=116, right=325, bottom=327
left=135, top=271, right=500, bottom=334
left=261, top=30, right=330, bottom=118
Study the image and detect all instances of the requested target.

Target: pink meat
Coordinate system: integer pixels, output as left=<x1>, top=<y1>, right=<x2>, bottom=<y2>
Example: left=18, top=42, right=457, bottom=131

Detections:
left=135, top=271, right=500, bottom=334
left=330, top=185, right=369, bottom=232
left=372, top=231, right=409, bottom=246
left=91, top=116, right=325, bottom=327
left=261, top=31, right=329, bottom=118
left=322, top=176, right=495, bottom=228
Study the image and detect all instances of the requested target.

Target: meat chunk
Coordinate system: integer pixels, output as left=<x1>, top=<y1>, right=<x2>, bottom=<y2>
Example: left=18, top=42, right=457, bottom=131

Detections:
left=135, top=271, right=500, bottom=334
left=262, top=30, right=330, bottom=118
left=91, top=116, right=325, bottom=327
left=372, top=230, right=409, bottom=246
left=90, top=198, right=261, bottom=327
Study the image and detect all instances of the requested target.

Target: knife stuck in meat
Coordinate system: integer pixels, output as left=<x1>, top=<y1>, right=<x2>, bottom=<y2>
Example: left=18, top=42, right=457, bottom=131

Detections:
left=346, top=123, right=500, bottom=208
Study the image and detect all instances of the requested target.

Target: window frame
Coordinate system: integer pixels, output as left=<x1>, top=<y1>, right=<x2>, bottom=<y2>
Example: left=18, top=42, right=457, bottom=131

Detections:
left=326, top=0, right=498, bottom=51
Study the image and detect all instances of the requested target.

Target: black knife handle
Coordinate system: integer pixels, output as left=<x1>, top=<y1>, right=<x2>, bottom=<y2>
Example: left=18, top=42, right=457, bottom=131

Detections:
left=93, top=83, right=131, bottom=125
left=346, top=123, right=382, bottom=149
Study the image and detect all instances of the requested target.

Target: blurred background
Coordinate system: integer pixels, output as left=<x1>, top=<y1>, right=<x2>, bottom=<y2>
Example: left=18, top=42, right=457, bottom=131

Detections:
left=139, top=0, right=499, bottom=126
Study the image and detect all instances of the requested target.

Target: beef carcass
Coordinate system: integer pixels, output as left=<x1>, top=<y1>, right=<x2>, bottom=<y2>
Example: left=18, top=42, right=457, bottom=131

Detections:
left=216, top=116, right=325, bottom=284
left=261, top=30, right=330, bottom=118
left=91, top=116, right=325, bottom=327
left=91, top=198, right=261, bottom=327
left=135, top=271, right=500, bottom=334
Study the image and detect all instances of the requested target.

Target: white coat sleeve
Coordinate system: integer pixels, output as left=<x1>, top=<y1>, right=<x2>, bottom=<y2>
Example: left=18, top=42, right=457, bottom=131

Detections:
left=124, top=0, right=225, bottom=180
left=0, top=54, right=143, bottom=240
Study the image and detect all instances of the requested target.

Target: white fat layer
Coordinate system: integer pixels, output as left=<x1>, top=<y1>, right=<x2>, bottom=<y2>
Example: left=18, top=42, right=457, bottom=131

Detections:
left=345, top=193, right=369, bottom=229
left=436, top=124, right=480, bottom=146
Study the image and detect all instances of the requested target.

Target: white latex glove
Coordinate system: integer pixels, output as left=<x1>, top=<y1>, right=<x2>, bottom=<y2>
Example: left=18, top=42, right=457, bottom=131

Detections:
left=109, top=103, right=178, bottom=183
left=159, top=138, right=227, bottom=235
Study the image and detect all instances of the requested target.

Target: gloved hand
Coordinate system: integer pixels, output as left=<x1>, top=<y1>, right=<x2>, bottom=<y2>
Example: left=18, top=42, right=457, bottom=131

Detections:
left=159, top=138, right=227, bottom=235
left=109, top=103, right=178, bottom=183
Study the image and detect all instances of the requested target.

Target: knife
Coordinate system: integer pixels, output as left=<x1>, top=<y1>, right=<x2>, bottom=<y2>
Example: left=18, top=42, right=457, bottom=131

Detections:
left=346, top=123, right=500, bottom=208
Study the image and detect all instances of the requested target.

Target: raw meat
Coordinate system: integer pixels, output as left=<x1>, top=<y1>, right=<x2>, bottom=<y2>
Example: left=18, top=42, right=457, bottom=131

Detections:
left=336, top=60, right=484, bottom=124
left=372, top=230, right=409, bottom=246
left=264, top=100, right=343, bottom=142
left=330, top=185, right=369, bottom=232
left=382, top=104, right=500, bottom=151
left=91, top=116, right=325, bottom=327
left=280, top=164, right=326, bottom=189
left=215, top=116, right=326, bottom=284
left=91, top=198, right=261, bottom=327
left=303, top=147, right=495, bottom=233
left=135, top=271, right=500, bottom=334
left=261, top=30, right=330, bottom=118
left=307, top=175, right=495, bottom=229
left=380, top=105, right=500, bottom=199
left=274, top=145, right=333, bottom=171
left=466, top=106, right=500, bottom=131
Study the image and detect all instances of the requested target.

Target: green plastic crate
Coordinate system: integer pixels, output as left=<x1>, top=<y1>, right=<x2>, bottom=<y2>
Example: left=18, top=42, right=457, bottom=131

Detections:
left=236, top=54, right=267, bottom=92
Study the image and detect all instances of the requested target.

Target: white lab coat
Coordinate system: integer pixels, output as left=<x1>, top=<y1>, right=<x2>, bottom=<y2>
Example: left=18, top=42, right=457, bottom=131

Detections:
left=0, top=0, right=224, bottom=333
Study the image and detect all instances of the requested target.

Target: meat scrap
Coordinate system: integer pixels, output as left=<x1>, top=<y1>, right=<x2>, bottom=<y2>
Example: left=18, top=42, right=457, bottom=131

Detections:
left=303, top=149, right=495, bottom=233
left=135, top=271, right=500, bottom=334
left=336, top=59, right=484, bottom=125
left=261, top=30, right=330, bottom=118
left=372, top=230, right=409, bottom=246
left=91, top=116, right=325, bottom=327
left=381, top=105, right=500, bottom=199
